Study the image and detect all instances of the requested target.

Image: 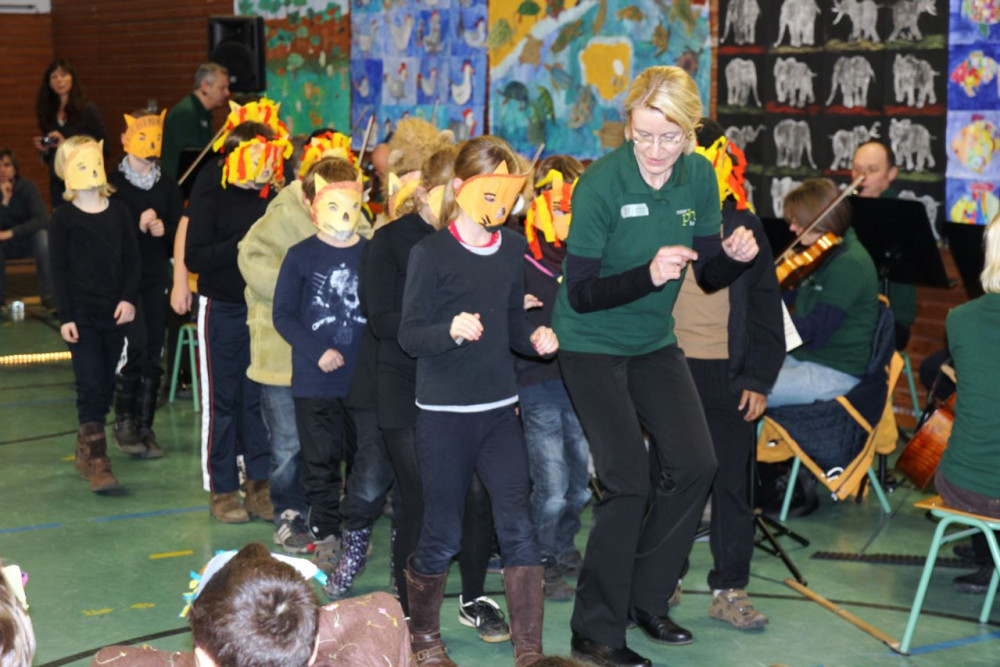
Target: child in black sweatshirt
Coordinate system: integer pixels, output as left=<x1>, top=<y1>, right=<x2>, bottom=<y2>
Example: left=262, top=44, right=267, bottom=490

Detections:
left=397, top=136, right=557, bottom=665
left=50, top=135, right=140, bottom=492
left=109, top=110, right=183, bottom=459
left=185, top=120, right=288, bottom=524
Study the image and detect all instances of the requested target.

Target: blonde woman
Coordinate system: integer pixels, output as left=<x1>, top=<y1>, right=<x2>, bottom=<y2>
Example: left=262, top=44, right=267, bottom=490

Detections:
left=50, top=136, right=139, bottom=492
left=936, top=213, right=1000, bottom=593
left=550, top=66, right=758, bottom=665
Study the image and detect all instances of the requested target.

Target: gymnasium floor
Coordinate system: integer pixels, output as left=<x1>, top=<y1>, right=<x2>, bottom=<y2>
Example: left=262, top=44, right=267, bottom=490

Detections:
left=3, top=298, right=1000, bottom=666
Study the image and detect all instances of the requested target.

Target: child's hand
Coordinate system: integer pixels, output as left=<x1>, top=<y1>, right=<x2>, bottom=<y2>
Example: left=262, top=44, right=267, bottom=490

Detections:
left=170, top=282, right=192, bottom=315
left=530, top=326, right=559, bottom=356
left=147, top=217, right=165, bottom=237
left=139, top=208, right=157, bottom=233
left=523, top=293, right=543, bottom=310
left=318, top=349, right=345, bottom=372
left=60, top=322, right=79, bottom=343
left=114, top=301, right=135, bottom=325
left=450, top=312, right=483, bottom=344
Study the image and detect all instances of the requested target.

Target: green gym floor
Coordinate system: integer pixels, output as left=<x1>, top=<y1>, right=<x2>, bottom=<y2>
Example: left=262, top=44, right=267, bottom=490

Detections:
left=3, top=293, right=1000, bottom=666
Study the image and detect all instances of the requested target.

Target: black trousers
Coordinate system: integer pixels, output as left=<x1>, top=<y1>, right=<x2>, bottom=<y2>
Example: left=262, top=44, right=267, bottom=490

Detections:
left=560, top=345, right=717, bottom=649
left=67, top=307, right=126, bottom=424
left=687, top=358, right=755, bottom=590
left=383, top=424, right=493, bottom=614
left=121, top=282, right=167, bottom=382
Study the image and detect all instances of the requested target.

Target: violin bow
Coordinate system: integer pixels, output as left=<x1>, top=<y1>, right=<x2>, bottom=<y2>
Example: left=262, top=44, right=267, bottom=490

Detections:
left=774, top=174, right=865, bottom=267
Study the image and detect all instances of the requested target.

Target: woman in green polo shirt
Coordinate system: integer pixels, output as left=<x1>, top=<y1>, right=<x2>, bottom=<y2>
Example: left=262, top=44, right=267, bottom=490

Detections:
left=936, top=213, right=1000, bottom=594
left=551, top=65, right=759, bottom=666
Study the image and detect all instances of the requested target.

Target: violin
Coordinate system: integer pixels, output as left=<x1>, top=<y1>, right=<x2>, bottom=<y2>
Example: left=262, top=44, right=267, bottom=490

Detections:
left=773, top=174, right=865, bottom=289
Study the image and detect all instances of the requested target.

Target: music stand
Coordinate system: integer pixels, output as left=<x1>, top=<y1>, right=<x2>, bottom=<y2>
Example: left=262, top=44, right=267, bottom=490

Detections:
left=942, top=222, right=986, bottom=300
left=848, top=197, right=951, bottom=294
left=760, top=217, right=795, bottom=260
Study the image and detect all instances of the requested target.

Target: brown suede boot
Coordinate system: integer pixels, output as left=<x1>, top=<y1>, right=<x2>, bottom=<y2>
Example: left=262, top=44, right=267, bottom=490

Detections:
left=244, top=479, right=274, bottom=521
left=503, top=565, right=546, bottom=667
left=210, top=492, right=250, bottom=523
left=76, top=422, right=119, bottom=492
left=405, top=557, right=457, bottom=666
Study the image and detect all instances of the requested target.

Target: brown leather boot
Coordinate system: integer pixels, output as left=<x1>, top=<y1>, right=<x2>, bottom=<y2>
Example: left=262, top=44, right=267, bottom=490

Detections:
left=504, top=565, right=546, bottom=667
left=76, top=422, right=119, bottom=492
left=210, top=492, right=250, bottom=523
left=405, top=557, right=457, bottom=666
left=244, top=479, right=274, bottom=521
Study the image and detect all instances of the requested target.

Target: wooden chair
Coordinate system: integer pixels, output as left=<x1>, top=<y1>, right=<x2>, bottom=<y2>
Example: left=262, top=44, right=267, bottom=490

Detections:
left=899, top=495, right=1000, bottom=654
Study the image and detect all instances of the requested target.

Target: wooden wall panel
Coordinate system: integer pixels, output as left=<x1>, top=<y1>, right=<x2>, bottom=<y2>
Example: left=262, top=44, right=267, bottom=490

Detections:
left=49, top=0, right=232, bottom=189
left=0, top=13, right=54, bottom=200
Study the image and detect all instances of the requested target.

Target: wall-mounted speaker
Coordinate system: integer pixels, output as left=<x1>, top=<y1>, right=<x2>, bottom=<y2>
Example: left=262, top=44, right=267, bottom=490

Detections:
left=208, top=15, right=266, bottom=94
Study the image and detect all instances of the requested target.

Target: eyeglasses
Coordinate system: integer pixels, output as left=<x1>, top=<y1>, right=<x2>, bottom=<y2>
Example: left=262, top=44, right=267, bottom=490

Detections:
left=632, top=130, right=688, bottom=149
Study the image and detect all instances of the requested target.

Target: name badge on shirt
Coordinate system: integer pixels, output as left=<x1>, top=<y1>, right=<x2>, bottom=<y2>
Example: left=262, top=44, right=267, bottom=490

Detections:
left=621, top=203, right=649, bottom=219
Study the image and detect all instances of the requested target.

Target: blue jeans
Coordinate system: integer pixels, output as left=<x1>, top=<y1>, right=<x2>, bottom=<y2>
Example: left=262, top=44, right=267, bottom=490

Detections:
left=767, top=356, right=860, bottom=408
left=0, top=227, right=53, bottom=303
left=260, top=384, right=309, bottom=524
left=341, top=407, right=395, bottom=531
left=519, top=380, right=591, bottom=560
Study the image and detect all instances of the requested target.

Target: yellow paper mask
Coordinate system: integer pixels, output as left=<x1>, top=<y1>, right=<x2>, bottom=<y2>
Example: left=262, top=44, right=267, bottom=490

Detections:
left=298, top=131, right=357, bottom=179
left=525, top=169, right=576, bottom=260
left=64, top=140, right=107, bottom=191
left=426, top=185, right=445, bottom=223
left=311, top=174, right=364, bottom=238
left=212, top=98, right=290, bottom=153
left=387, top=171, right=422, bottom=219
left=455, top=162, right=527, bottom=230
left=222, top=136, right=292, bottom=195
left=122, top=110, right=166, bottom=159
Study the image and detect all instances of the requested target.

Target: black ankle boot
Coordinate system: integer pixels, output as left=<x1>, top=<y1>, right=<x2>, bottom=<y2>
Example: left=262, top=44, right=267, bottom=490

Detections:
left=113, top=375, right=143, bottom=454
left=136, top=376, right=164, bottom=459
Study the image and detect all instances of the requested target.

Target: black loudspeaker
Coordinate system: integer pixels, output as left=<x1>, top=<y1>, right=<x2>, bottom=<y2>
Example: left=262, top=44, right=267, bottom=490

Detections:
left=208, top=15, right=266, bottom=93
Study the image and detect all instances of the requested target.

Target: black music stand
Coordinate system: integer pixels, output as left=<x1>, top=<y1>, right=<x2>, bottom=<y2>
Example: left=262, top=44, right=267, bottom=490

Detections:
left=942, top=222, right=986, bottom=300
left=849, top=197, right=951, bottom=488
left=760, top=217, right=795, bottom=260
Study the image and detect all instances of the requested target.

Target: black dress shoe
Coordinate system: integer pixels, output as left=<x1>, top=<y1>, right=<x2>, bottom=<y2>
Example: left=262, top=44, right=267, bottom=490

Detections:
left=633, top=608, right=694, bottom=646
left=570, top=633, right=651, bottom=667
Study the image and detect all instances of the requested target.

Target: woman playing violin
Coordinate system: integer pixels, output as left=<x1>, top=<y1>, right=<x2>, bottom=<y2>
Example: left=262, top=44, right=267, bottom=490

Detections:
left=768, top=178, right=879, bottom=407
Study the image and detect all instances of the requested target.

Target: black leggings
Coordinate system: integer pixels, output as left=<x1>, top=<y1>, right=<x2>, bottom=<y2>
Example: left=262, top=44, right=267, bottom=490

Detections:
left=383, top=425, right=494, bottom=614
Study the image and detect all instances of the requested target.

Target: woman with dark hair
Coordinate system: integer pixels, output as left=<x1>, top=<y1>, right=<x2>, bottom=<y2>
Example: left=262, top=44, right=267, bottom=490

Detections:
left=34, top=59, right=106, bottom=204
left=0, top=148, right=54, bottom=312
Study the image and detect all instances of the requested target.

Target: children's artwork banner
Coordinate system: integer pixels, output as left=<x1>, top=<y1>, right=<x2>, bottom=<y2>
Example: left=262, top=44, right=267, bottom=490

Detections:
left=946, top=0, right=1000, bottom=225
left=487, top=0, right=711, bottom=160
left=238, top=0, right=353, bottom=136
left=349, top=0, right=489, bottom=150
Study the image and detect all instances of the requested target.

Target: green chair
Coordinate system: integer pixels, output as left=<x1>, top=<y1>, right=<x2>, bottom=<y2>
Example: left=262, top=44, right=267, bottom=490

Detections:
left=898, top=495, right=1000, bottom=654
left=900, top=350, right=921, bottom=420
left=169, top=323, right=199, bottom=411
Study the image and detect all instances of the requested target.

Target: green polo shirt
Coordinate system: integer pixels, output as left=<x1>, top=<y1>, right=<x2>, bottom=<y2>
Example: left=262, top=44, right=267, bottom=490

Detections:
left=161, top=93, right=215, bottom=180
left=551, top=145, right=722, bottom=356
left=940, top=293, right=1000, bottom=498
left=791, top=228, right=879, bottom=377
left=880, top=187, right=917, bottom=327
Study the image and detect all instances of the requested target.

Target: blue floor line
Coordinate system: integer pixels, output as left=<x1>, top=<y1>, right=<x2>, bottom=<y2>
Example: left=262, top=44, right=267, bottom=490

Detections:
left=91, top=506, right=209, bottom=523
left=902, top=630, right=1000, bottom=656
left=0, top=522, right=63, bottom=535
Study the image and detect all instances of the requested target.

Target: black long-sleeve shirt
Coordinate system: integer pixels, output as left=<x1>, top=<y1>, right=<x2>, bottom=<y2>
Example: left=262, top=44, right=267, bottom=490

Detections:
left=363, top=213, right=435, bottom=428
left=49, top=200, right=140, bottom=324
left=0, top=178, right=48, bottom=238
left=109, top=171, right=183, bottom=288
left=398, top=227, right=537, bottom=410
left=185, top=183, right=273, bottom=303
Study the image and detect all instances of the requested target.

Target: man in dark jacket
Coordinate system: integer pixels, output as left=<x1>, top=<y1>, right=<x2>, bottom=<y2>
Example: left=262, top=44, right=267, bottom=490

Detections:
left=671, top=119, right=785, bottom=630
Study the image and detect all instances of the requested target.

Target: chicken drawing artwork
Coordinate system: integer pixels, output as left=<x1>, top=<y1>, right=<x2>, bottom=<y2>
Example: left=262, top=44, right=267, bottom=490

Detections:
left=64, top=140, right=107, bottom=191
left=455, top=161, right=528, bottom=231
left=311, top=173, right=363, bottom=240
left=122, top=110, right=166, bottom=159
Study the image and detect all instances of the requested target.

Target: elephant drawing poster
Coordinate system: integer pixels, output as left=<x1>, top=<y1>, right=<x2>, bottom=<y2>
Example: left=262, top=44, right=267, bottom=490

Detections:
left=716, top=0, right=949, bottom=232
left=945, top=0, right=1000, bottom=225
left=349, top=0, right=489, bottom=149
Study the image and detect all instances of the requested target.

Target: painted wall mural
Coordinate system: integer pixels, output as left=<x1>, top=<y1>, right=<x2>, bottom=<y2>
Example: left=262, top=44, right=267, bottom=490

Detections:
left=487, top=0, right=711, bottom=160
left=349, top=0, right=489, bottom=149
left=946, top=0, right=1000, bottom=225
left=239, top=0, right=352, bottom=136
left=716, top=0, right=949, bottom=235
